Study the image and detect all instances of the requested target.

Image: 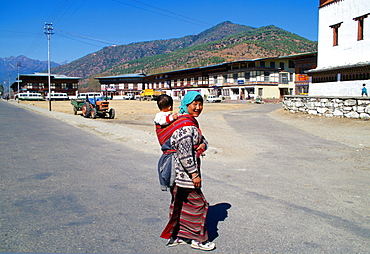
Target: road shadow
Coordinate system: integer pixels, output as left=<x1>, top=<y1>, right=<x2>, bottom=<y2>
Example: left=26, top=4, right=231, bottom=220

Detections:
left=206, top=202, right=232, bottom=241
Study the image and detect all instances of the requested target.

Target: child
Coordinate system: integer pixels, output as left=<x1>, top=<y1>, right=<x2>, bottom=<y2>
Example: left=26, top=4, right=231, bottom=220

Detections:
left=155, top=94, right=206, bottom=156
left=154, top=94, right=179, bottom=126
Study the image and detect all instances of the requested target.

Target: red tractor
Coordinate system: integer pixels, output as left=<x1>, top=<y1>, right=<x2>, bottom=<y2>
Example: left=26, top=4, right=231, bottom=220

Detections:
left=81, top=96, right=115, bottom=119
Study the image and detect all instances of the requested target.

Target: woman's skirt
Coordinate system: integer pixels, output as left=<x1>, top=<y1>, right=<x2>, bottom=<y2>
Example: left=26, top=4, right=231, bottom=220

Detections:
left=160, top=185, right=208, bottom=242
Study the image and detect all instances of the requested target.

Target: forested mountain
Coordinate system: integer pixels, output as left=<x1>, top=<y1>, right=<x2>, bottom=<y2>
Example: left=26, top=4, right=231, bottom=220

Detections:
left=51, top=21, right=317, bottom=89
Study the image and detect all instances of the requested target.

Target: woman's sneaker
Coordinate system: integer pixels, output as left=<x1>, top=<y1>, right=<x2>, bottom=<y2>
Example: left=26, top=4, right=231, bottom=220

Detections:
left=166, top=237, right=188, bottom=247
left=191, top=240, right=216, bottom=251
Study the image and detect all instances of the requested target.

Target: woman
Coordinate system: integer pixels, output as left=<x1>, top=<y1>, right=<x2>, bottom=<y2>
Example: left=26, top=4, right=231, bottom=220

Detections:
left=159, top=91, right=215, bottom=251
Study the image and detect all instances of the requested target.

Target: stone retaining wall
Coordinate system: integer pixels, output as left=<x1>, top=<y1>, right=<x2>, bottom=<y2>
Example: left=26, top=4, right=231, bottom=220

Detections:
left=283, top=95, right=370, bottom=119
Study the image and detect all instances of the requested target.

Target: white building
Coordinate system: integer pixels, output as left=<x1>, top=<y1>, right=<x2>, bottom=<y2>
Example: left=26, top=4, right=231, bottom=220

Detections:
left=307, top=0, right=370, bottom=96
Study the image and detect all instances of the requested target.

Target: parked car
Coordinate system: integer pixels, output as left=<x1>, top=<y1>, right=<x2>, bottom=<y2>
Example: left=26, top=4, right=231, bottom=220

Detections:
left=206, top=95, right=222, bottom=103
left=123, top=93, right=135, bottom=100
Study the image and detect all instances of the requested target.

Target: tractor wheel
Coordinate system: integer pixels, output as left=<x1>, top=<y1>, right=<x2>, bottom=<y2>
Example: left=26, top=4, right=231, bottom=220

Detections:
left=82, top=102, right=91, bottom=118
left=91, top=108, right=97, bottom=119
left=73, top=107, right=77, bottom=115
left=109, top=108, right=115, bottom=119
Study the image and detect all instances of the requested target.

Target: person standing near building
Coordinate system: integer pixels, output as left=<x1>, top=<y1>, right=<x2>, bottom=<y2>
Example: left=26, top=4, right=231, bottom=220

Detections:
left=362, top=84, right=368, bottom=97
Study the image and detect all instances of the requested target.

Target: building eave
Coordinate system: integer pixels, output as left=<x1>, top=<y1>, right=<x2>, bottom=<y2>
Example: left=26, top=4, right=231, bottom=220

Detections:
left=319, top=0, right=344, bottom=8
left=306, top=62, right=370, bottom=74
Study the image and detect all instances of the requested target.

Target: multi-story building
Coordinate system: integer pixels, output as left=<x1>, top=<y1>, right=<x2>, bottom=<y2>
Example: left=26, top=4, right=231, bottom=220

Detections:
left=11, top=73, right=81, bottom=97
left=307, top=0, right=370, bottom=96
left=96, top=73, right=146, bottom=99
left=96, top=53, right=316, bottom=101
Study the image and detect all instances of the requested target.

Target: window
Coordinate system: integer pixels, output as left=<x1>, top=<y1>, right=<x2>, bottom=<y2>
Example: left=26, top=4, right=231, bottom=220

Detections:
left=330, top=22, right=342, bottom=46
left=137, top=83, right=143, bottom=90
left=353, top=14, right=368, bottom=41
left=279, top=73, right=289, bottom=84
left=279, top=62, right=285, bottom=70
left=260, top=61, right=265, bottom=67
left=258, top=88, right=263, bottom=96
left=270, top=62, right=275, bottom=68
left=245, top=72, right=250, bottom=81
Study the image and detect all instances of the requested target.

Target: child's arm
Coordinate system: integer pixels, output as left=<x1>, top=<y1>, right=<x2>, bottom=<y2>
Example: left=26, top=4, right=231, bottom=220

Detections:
left=154, top=112, right=176, bottom=126
left=196, top=136, right=208, bottom=157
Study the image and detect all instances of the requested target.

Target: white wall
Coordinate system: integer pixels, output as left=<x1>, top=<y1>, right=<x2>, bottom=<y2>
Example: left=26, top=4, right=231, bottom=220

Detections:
left=310, top=80, right=369, bottom=96
left=317, top=0, right=370, bottom=69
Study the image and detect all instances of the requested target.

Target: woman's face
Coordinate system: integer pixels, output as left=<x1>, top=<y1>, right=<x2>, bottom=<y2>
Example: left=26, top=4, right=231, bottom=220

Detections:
left=187, top=100, right=203, bottom=117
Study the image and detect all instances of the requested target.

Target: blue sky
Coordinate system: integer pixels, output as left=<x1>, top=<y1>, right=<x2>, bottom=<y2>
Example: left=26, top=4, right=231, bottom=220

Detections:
left=0, top=0, right=319, bottom=64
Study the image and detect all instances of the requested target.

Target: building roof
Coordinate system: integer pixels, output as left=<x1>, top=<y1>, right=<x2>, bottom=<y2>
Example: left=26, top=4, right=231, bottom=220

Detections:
left=20, top=73, right=81, bottom=79
left=319, top=0, right=343, bottom=8
left=95, top=73, right=146, bottom=79
left=306, top=61, right=370, bottom=73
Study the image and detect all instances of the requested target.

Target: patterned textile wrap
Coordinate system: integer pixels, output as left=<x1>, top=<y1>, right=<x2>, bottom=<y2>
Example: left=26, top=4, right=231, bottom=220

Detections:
left=156, top=115, right=200, bottom=191
left=160, top=185, right=209, bottom=242
left=155, top=115, right=199, bottom=147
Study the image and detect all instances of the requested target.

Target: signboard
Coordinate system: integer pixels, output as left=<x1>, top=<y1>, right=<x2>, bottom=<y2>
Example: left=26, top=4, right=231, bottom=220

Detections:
left=297, top=74, right=309, bottom=81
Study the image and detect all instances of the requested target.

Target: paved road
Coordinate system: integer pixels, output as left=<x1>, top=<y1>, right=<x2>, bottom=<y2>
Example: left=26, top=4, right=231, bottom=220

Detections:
left=0, top=100, right=369, bottom=253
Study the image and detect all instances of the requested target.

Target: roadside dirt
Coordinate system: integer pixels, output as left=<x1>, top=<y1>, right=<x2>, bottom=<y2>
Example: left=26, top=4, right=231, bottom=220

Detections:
left=18, top=100, right=370, bottom=152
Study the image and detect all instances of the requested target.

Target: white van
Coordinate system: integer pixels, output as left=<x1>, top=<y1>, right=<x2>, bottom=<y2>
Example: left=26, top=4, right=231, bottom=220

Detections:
left=45, top=92, right=69, bottom=101
left=77, top=92, right=111, bottom=100
left=77, top=92, right=103, bottom=100
left=18, top=92, right=44, bottom=101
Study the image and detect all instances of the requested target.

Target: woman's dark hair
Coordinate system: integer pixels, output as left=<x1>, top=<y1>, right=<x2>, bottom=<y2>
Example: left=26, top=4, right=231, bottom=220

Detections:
left=193, top=94, right=203, bottom=103
left=157, top=94, right=173, bottom=110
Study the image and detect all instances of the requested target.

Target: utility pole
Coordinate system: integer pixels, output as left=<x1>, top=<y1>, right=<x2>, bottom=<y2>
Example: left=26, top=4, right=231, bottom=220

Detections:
left=8, top=72, right=11, bottom=99
left=17, top=61, right=21, bottom=103
left=44, top=23, right=54, bottom=111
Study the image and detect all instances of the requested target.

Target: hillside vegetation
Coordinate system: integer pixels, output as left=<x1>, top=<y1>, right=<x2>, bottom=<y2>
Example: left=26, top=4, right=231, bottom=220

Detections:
left=51, top=21, right=317, bottom=89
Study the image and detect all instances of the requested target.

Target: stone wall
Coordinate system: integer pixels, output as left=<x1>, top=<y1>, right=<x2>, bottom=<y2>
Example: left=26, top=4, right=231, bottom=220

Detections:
left=282, top=96, right=370, bottom=120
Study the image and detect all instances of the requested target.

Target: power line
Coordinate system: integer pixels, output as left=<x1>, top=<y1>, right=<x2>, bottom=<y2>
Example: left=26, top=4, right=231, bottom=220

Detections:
left=55, top=33, right=109, bottom=48
left=55, top=29, right=124, bottom=45
left=127, top=0, right=211, bottom=26
left=111, top=0, right=211, bottom=27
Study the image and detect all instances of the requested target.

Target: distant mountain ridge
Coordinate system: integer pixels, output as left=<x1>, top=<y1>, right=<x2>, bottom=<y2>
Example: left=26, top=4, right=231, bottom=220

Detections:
left=0, top=55, right=60, bottom=91
left=51, top=21, right=317, bottom=89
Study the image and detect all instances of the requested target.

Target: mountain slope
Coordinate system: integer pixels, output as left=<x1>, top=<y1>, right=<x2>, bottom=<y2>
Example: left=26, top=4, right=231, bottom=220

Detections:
left=52, top=21, right=317, bottom=89
left=51, top=21, right=255, bottom=78
left=100, top=25, right=317, bottom=76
